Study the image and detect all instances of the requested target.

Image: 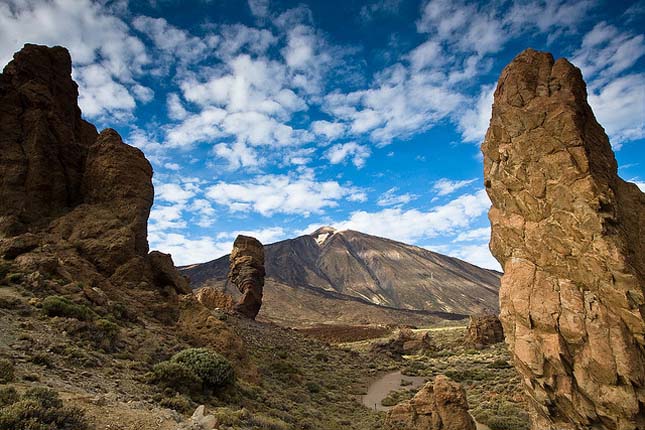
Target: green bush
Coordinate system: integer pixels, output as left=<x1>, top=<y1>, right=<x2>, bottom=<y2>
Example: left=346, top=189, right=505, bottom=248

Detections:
left=171, top=348, right=234, bottom=389
left=0, top=386, right=88, bottom=430
left=151, top=361, right=201, bottom=394
left=158, top=394, right=192, bottom=413
left=0, top=360, right=14, bottom=384
left=41, top=296, right=95, bottom=321
left=305, top=382, right=321, bottom=394
left=0, top=387, right=18, bottom=408
left=92, top=319, right=120, bottom=352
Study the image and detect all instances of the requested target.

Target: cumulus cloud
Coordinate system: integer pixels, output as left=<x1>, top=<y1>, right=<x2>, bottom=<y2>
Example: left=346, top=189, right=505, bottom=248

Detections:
left=325, top=142, right=371, bottom=168
left=330, top=189, right=491, bottom=244
left=0, top=0, right=150, bottom=120
left=459, top=84, right=495, bottom=143
left=453, top=226, right=491, bottom=242
left=432, top=178, right=477, bottom=196
left=205, top=171, right=365, bottom=216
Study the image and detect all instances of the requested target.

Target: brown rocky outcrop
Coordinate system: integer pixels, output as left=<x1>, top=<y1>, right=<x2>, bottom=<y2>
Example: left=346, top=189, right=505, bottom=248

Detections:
left=0, top=44, right=190, bottom=321
left=466, top=314, right=504, bottom=349
left=371, top=328, right=434, bottom=357
left=228, top=235, right=265, bottom=319
left=195, top=286, right=235, bottom=311
left=483, top=48, right=645, bottom=429
left=385, top=375, right=476, bottom=430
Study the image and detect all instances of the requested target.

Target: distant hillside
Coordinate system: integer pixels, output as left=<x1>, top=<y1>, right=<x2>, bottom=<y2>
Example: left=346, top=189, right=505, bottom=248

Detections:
left=182, top=227, right=500, bottom=325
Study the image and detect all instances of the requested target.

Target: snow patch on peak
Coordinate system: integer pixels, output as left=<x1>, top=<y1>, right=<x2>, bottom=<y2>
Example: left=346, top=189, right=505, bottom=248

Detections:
left=310, top=226, right=337, bottom=246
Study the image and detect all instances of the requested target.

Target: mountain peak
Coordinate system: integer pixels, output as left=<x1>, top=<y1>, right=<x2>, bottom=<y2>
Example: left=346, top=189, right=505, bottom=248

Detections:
left=309, top=226, right=337, bottom=246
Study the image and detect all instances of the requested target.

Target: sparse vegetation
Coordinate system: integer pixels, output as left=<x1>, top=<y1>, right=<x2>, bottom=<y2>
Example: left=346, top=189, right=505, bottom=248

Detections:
left=0, top=360, right=14, bottom=384
left=0, top=386, right=88, bottom=430
left=171, top=348, right=235, bottom=389
left=41, top=296, right=95, bottom=321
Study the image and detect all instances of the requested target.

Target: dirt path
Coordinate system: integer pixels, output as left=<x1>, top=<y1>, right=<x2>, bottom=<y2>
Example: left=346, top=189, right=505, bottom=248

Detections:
left=362, top=370, right=492, bottom=430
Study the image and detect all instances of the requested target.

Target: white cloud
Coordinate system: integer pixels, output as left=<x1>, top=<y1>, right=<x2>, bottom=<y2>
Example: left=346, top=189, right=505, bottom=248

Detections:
left=588, top=73, right=645, bottom=146
left=432, top=178, right=477, bottom=196
left=0, top=0, right=150, bottom=119
left=330, top=189, right=490, bottom=244
left=444, top=243, right=501, bottom=271
left=205, top=172, right=364, bottom=216
left=167, top=93, right=189, bottom=120
left=325, top=142, right=371, bottom=168
left=311, top=120, right=346, bottom=140
left=248, top=0, right=270, bottom=19
left=156, top=183, right=196, bottom=204
left=149, top=231, right=231, bottom=266
left=459, top=84, right=495, bottom=143
left=377, top=187, right=418, bottom=207
left=217, top=227, right=287, bottom=245
left=453, top=226, right=490, bottom=242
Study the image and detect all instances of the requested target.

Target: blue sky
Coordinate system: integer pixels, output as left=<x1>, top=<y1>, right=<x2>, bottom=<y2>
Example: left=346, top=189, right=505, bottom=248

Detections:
left=1, top=0, right=643, bottom=269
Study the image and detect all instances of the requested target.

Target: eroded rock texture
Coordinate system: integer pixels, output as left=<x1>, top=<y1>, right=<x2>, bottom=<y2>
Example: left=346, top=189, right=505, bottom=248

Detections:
left=483, top=48, right=645, bottom=429
left=0, top=44, right=190, bottom=321
left=385, top=375, right=476, bottom=430
left=228, top=235, right=265, bottom=319
left=466, top=314, right=504, bottom=349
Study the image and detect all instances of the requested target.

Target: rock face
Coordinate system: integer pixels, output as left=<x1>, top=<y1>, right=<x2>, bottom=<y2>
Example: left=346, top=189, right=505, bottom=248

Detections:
left=483, top=48, right=645, bottom=429
left=385, top=375, right=476, bottom=430
left=466, top=314, right=504, bottom=349
left=0, top=44, right=190, bottom=320
left=194, top=286, right=235, bottom=311
left=228, top=235, right=265, bottom=319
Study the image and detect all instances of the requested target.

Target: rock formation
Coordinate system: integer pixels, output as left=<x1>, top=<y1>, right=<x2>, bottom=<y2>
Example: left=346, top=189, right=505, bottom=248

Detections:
left=195, top=286, right=235, bottom=311
left=0, top=44, right=190, bottom=321
left=385, top=375, right=476, bottom=430
left=371, top=328, right=434, bottom=357
left=483, top=48, right=645, bottom=429
left=466, top=314, right=504, bottom=349
left=228, top=235, right=265, bottom=319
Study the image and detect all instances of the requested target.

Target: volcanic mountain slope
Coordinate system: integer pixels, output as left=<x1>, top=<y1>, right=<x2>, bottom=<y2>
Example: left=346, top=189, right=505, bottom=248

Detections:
left=183, top=227, right=501, bottom=323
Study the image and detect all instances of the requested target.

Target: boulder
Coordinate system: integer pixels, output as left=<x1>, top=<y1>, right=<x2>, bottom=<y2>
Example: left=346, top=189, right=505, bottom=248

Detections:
left=385, top=375, right=476, bottom=430
left=371, top=328, right=434, bottom=357
left=483, top=48, right=645, bottom=429
left=466, top=314, right=504, bottom=349
left=228, top=235, right=265, bottom=319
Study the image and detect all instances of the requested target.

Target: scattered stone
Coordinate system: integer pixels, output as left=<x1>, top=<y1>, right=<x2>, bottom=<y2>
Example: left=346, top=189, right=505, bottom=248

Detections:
left=385, top=375, right=476, bottom=430
left=466, top=314, right=504, bottom=349
left=483, top=48, right=645, bottom=430
left=228, top=235, right=265, bottom=319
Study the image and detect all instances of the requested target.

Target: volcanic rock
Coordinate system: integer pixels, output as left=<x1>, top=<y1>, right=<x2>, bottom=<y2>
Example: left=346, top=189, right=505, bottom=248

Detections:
left=0, top=44, right=190, bottom=322
left=195, top=286, right=235, bottom=311
left=385, top=375, right=476, bottom=430
left=371, top=328, right=434, bottom=357
left=466, top=314, right=504, bottom=349
left=228, top=235, right=265, bottom=319
left=483, top=48, right=645, bottom=429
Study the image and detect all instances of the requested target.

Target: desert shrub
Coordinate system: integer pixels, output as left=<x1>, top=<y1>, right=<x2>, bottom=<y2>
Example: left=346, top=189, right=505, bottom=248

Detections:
left=91, top=319, right=120, bottom=352
left=0, top=263, right=10, bottom=281
left=305, top=382, right=321, bottom=394
left=171, top=348, right=234, bottom=389
left=248, top=413, right=290, bottom=430
left=0, top=387, right=18, bottom=407
left=41, top=296, right=94, bottom=321
left=158, top=394, right=192, bottom=413
left=0, top=360, right=14, bottom=384
left=151, top=361, right=201, bottom=394
left=0, top=386, right=88, bottom=430
left=30, top=354, right=53, bottom=369
left=108, top=302, right=138, bottom=323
